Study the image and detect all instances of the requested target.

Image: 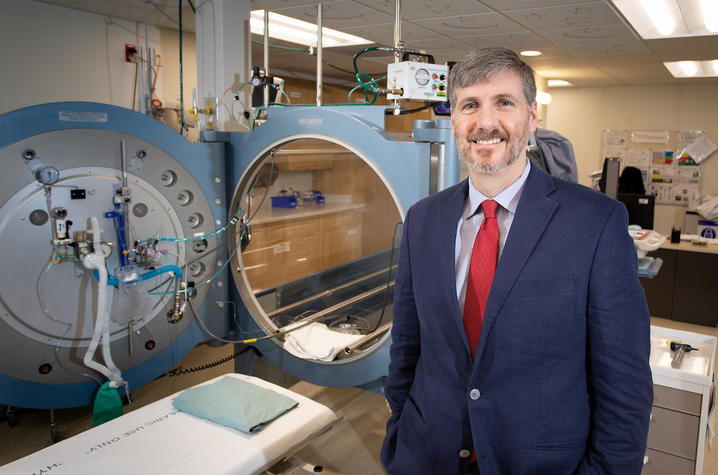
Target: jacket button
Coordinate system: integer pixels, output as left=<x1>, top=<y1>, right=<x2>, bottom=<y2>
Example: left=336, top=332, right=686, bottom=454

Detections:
left=459, top=449, right=471, bottom=458
left=469, top=389, right=480, bottom=400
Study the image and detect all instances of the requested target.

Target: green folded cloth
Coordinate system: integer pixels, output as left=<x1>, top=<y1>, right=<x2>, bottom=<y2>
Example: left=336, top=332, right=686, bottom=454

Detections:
left=172, top=376, right=298, bottom=433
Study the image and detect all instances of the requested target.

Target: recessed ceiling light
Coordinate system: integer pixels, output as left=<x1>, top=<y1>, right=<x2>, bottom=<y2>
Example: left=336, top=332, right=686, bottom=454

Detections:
left=664, top=59, right=718, bottom=78
left=250, top=10, right=371, bottom=48
left=536, top=91, right=552, bottom=104
left=547, top=79, right=573, bottom=87
left=520, top=50, right=542, bottom=57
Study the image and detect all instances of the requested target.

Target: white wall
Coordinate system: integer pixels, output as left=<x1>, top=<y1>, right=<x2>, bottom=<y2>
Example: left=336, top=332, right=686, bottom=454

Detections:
left=546, top=84, right=718, bottom=234
left=0, top=0, right=163, bottom=114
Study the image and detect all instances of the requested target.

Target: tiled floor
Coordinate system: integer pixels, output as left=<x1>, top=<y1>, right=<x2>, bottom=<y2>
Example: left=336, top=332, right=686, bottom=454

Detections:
left=1, top=316, right=716, bottom=474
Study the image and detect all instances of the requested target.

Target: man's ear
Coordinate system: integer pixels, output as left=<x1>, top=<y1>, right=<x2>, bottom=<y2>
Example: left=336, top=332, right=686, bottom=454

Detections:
left=529, top=101, right=538, bottom=133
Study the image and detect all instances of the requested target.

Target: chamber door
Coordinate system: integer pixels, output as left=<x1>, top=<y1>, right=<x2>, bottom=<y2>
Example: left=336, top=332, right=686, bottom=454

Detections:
left=0, top=103, right=227, bottom=408
left=228, top=107, right=430, bottom=388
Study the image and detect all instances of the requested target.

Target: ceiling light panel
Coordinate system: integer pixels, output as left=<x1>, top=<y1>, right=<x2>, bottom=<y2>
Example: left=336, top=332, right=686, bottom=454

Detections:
left=611, top=0, right=718, bottom=39
left=250, top=10, right=372, bottom=47
left=548, top=79, right=574, bottom=87
left=261, top=1, right=393, bottom=30
left=664, top=59, right=718, bottom=77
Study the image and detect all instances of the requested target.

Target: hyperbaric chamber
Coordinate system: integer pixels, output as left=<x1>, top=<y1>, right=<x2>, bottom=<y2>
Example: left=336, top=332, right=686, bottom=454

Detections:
left=0, top=102, right=452, bottom=408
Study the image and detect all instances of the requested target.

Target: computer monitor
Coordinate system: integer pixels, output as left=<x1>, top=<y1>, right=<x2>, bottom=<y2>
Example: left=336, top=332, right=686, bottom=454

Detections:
left=617, top=193, right=655, bottom=230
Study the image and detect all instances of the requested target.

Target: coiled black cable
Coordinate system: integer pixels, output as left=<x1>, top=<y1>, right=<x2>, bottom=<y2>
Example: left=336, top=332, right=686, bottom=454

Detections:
left=164, top=346, right=262, bottom=377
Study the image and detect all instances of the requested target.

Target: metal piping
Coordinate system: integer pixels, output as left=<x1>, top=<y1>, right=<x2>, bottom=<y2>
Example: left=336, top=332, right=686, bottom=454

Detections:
left=278, top=282, right=395, bottom=334
left=266, top=265, right=397, bottom=318
left=343, top=322, right=392, bottom=356
left=120, top=140, right=128, bottom=189
left=316, top=4, right=323, bottom=107
left=394, top=0, right=401, bottom=62
left=263, top=10, right=270, bottom=109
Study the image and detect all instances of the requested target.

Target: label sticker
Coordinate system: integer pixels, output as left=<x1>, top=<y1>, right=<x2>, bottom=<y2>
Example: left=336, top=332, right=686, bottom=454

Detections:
left=274, top=244, right=290, bottom=254
left=59, top=111, right=109, bottom=123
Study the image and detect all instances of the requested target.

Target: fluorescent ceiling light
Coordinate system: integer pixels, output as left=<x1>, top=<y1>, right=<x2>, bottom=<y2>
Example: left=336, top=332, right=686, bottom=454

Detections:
left=547, top=79, right=573, bottom=87
left=664, top=59, right=718, bottom=78
left=536, top=91, right=552, bottom=104
left=250, top=10, right=372, bottom=48
left=520, top=50, right=542, bottom=57
left=702, top=0, right=718, bottom=32
left=611, top=0, right=718, bottom=39
left=678, top=60, right=698, bottom=76
left=640, top=0, right=675, bottom=36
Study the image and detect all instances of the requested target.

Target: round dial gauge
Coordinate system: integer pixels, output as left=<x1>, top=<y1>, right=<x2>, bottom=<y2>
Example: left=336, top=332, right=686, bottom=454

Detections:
left=415, top=68, right=430, bottom=86
left=35, top=166, right=60, bottom=185
left=100, top=242, right=113, bottom=258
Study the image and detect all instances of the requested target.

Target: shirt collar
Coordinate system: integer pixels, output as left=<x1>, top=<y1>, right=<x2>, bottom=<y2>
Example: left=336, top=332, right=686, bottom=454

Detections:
left=466, top=159, right=531, bottom=218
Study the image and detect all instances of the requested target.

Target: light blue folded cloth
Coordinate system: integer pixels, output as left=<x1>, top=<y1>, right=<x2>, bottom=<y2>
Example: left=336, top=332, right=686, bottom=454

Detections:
left=172, top=376, right=299, bottom=433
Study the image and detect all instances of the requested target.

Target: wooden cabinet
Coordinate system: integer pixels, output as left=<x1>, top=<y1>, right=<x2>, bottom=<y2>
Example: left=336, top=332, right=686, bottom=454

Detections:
left=241, top=209, right=363, bottom=290
left=641, top=244, right=718, bottom=327
left=272, top=138, right=341, bottom=171
left=319, top=211, right=362, bottom=270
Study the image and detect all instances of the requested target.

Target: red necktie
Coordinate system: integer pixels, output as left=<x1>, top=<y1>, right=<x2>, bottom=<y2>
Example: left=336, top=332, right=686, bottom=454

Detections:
left=463, top=200, right=499, bottom=359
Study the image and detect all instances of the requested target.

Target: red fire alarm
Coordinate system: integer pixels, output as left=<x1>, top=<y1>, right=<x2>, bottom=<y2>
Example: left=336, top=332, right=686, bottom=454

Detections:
left=125, top=44, right=138, bottom=63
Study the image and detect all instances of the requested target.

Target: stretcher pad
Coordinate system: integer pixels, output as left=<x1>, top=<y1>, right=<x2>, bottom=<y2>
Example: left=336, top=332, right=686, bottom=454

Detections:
left=0, top=373, right=338, bottom=475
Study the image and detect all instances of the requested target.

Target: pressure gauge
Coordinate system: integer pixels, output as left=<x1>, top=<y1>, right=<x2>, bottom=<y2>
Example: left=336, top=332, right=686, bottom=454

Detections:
left=415, top=68, right=430, bottom=86
left=35, top=166, right=60, bottom=185
left=100, top=242, right=113, bottom=258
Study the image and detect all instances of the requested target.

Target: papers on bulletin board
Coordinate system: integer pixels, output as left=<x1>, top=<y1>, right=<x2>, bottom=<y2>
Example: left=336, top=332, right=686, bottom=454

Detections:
left=603, top=129, right=628, bottom=147
left=681, top=134, right=717, bottom=164
left=600, top=129, right=713, bottom=206
left=625, top=149, right=650, bottom=168
left=631, top=130, right=670, bottom=144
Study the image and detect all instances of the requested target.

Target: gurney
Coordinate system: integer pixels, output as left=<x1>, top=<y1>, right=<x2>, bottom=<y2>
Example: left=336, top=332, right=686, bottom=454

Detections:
left=0, top=373, right=338, bottom=474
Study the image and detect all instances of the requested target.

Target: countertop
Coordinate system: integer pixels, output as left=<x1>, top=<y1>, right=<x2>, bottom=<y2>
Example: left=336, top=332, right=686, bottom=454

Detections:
left=660, top=238, right=718, bottom=255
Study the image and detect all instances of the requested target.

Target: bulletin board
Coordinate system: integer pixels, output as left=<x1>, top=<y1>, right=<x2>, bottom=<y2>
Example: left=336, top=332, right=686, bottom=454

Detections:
left=600, top=129, right=714, bottom=206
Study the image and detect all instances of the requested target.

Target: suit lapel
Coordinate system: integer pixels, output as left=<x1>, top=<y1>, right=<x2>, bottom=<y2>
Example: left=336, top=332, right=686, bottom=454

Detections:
left=437, top=180, right=470, bottom=354
left=474, top=166, right=558, bottom=363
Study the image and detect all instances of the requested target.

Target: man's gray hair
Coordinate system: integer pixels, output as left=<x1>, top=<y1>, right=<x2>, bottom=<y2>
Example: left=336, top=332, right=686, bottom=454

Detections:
left=448, top=47, right=537, bottom=108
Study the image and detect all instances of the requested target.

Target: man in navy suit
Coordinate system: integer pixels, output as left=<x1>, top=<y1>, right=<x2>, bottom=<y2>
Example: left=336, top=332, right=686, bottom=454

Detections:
left=380, top=48, right=653, bottom=475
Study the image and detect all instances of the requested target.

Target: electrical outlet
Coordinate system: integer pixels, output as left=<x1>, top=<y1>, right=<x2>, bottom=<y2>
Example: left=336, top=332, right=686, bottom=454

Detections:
left=125, top=44, right=137, bottom=63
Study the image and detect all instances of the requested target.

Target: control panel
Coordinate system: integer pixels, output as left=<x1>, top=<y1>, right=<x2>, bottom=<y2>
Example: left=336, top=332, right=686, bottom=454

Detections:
left=386, top=61, right=449, bottom=102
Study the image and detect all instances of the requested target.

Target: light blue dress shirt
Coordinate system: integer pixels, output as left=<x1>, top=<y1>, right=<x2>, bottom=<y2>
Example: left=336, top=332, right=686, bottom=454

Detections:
left=455, top=160, right=531, bottom=312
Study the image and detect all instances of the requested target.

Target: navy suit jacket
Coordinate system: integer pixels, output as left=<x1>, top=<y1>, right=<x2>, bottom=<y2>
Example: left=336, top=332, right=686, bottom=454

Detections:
left=381, top=165, right=653, bottom=475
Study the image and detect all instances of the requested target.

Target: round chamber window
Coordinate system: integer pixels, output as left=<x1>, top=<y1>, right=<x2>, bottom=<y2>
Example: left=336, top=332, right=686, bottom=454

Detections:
left=229, top=137, right=402, bottom=363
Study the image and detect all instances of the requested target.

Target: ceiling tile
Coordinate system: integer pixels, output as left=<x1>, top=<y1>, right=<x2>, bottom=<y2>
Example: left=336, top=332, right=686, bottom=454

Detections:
left=250, top=0, right=330, bottom=10
left=479, top=0, right=593, bottom=9
left=414, top=12, right=525, bottom=38
left=503, top=2, right=622, bottom=30
left=645, top=37, right=718, bottom=61
left=456, top=31, right=553, bottom=50
left=344, top=20, right=445, bottom=46
left=540, top=25, right=649, bottom=55
left=402, top=37, right=476, bottom=64
left=265, top=0, right=393, bottom=30
left=353, top=0, right=491, bottom=20
left=597, top=61, right=677, bottom=85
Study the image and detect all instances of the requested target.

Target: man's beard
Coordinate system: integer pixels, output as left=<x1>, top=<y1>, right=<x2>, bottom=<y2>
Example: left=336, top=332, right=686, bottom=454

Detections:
left=456, top=123, right=529, bottom=175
